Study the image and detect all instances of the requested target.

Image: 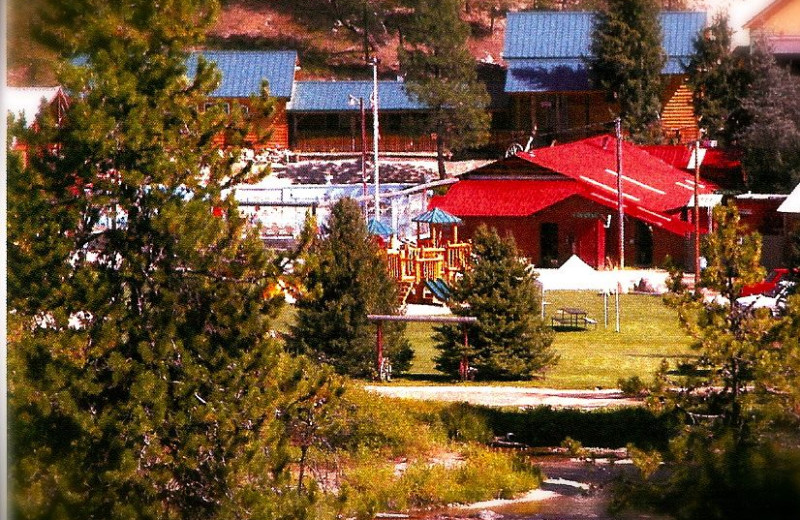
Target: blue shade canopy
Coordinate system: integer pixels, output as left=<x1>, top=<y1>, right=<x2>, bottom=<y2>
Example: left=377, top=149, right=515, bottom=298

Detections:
left=367, top=218, right=393, bottom=236
left=412, top=208, right=463, bottom=225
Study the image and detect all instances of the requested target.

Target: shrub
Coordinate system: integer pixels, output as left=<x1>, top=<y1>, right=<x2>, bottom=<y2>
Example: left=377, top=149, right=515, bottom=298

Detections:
left=439, top=402, right=493, bottom=443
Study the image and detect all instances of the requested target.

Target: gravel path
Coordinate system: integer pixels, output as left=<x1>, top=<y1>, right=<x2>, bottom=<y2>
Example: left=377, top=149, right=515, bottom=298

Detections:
left=364, top=385, right=641, bottom=410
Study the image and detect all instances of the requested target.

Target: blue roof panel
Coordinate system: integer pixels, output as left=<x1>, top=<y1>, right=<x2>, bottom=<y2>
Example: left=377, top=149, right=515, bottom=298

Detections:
left=186, top=50, right=297, bottom=98
left=504, top=11, right=706, bottom=60
left=504, top=11, right=594, bottom=59
left=289, top=81, right=428, bottom=112
left=504, top=11, right=707, bottom=92
left=505, top=59, right=590, bottom=92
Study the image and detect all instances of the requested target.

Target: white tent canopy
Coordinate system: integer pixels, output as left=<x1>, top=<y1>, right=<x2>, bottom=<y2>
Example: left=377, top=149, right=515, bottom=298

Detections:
left=534, top=255, right=617, bottom=292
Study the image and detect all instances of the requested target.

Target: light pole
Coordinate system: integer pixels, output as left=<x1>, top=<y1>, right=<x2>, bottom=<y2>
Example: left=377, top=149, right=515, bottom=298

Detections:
left=693, top=132, right=704, bottom=290
left=348, top=94, right=368, bottom=208
left=615, top=117, right=624, bottom=269
left=370, top=57, right=380, bottom=220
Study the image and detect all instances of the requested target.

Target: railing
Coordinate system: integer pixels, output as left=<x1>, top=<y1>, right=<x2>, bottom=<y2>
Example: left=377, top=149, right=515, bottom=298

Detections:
left=386, top=241, right=471, bottom=284
left=446, top=243, right=472, bottom=274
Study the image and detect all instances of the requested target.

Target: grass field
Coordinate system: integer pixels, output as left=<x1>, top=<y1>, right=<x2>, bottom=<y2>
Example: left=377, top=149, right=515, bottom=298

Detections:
left=274, top=291, right=696, bottom=390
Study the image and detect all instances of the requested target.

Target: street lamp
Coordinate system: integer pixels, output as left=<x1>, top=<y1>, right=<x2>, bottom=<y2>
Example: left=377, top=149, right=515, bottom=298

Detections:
left=348, top=94, right=368, bottom=207
left=370, top=57, right=380, bottom=220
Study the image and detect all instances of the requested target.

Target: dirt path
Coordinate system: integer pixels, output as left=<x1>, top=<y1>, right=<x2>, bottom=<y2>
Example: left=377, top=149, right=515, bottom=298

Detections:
left=364, top=385, right=641, bottom=410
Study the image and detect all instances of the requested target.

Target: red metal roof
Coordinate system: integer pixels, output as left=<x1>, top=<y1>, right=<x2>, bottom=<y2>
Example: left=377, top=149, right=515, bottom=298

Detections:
left=431, top=179, right=694, bottom=236
left=430, top=180, right=582, bottom=217
left=429, top=135, right=710, bottom=236
left=517, top=135, right=717, bottom=213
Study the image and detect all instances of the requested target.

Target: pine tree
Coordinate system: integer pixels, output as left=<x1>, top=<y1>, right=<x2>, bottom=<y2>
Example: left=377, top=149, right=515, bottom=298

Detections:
left=737, top=40, right=800, bottom=193
left=287, top=198, right=413, bottom=378
left=613, top=204, right=800, bottom=519
left=8, top=1, right=323, bottom=518
left=398, top=0, right=490, bottom=179
left=589, top=0, right=666, bottom=142
left=434, top=226, right=557, bottom=380
left=685, top=14, right=753, bottom=146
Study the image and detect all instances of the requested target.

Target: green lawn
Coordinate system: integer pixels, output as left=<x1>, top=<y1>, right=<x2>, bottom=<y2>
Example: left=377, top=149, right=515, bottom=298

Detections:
left=274, top=291, right=695, bottom=390
left=401, top=291, right=694, bottom=389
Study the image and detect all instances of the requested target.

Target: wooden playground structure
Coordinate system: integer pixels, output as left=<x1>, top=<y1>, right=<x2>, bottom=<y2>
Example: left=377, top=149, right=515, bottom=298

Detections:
left=381, top=208, right=472, bottom=307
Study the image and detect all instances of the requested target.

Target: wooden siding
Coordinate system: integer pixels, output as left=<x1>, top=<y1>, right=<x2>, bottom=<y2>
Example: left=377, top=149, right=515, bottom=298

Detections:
left=661, top=76, right=698, bottom=143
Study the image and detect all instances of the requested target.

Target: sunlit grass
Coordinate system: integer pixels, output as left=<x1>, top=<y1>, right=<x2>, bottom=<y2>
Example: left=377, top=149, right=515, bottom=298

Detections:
left=272, top=291, right=694, bottom=389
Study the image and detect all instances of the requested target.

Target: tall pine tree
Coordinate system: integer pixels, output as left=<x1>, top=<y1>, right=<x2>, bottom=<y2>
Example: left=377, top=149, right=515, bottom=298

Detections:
left=398, top=0, right=490, bottom=179
left=589, top=0, right=665, bottom=142
left=685, top=14, right=753, bottom=146
left=287, top=198, right=413, bottom=378
left=434, top=226, right=557, bottom=380
left=737, top=39, right=800, bottom=193
left=8, top=1, right=325, bottom=518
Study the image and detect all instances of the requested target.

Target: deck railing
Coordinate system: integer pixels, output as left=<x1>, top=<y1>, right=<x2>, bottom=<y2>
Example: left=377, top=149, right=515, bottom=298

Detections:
left=385, top=241, right=471, bottom=284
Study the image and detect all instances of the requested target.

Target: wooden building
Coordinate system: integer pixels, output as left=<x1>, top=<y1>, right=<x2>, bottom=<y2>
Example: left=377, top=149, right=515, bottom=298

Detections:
left=502, top=11, right=706, bottom=145
left=744, top=0, right=800, bottom=74
left=288, top=80, right=434, bottom=153
left=429, top=135, right=719, bottom=269
left=186, top=50, right=298, bottom=149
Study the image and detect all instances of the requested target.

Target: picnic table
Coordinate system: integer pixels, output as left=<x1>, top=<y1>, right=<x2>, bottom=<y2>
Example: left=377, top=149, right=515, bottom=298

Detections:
left=551, top=307, right=597, bottom=330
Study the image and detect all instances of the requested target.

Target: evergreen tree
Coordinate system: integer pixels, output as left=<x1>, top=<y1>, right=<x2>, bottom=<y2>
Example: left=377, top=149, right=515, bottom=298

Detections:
left=613, top=204, right=800, bottom=519
left=434, top=226, right=557, bottom=380
left=8, top=1, right=325, bottom=518
left=737, top=40, right=800, bottom=193
left=287, top=198, right=413, bottom=378
left=685, top=14, right=753, bottom=145
left=589, top=0, right=666, bottom=142
left=398, top=0, right=490, bottom=179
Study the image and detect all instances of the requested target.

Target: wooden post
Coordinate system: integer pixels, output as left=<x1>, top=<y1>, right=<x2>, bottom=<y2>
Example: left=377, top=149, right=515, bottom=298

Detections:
left=376, top=321, right=384, bottom=379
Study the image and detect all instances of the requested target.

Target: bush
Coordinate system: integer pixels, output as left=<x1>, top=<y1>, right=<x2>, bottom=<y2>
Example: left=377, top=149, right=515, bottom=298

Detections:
left=438, top=402, right=493, bottom=443
left=618, top=375, right=648, bottom=397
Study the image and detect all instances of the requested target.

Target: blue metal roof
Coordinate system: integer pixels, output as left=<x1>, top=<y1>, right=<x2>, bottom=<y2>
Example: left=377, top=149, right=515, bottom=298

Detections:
left=186, top=50, right=297, bottom=99
left=504, top=11, right=706, bottom=92
left=289, top=81, right=428, bottom=112
left=504, top=11, right=595, bottom=59
left=505, top=59, right=590, bottom=92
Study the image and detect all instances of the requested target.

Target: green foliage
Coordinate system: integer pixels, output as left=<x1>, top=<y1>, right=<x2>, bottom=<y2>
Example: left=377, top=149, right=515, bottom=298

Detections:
left=617, top=375, right=647, bottom=397
left=287, top=198, right=413, bottom=378
left=434, top=226, right=557, bottom=380
left=7, top=2, right=325, bottom=518
left=398, top=0, right=490, bottom=178
left=737, top=39, right=800, bottom=193
left=336, top=444, right=542, bottom=518
left=613, top=436, right=800, bottom=520
left=438, top=402, right=493, bottom=443
left=685, top=14, right=753, bottom=146
left=700, top=203, right=764, bottom=302
left=560, top=436, right=587, bottom=458
left=481, top=405, right=675, bottom=450
left=613, top=202, right=800, bottom=519
left=589, top=0, right=665, bottom=142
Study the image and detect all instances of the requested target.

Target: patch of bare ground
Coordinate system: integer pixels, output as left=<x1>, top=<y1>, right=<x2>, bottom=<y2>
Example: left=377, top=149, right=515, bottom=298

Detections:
left=364, top=385, right=642, bottom=410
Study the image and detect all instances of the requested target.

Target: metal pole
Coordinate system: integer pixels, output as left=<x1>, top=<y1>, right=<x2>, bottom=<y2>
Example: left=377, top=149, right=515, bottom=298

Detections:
left=371, top=58, right=380, bottom=220
left=615, top=118, right=625, bottom=269
left=360, top=97, right=367, bottom=202
left=694, top=139, right=701, bottom=290
left=615, top=283, right=621, bottom=333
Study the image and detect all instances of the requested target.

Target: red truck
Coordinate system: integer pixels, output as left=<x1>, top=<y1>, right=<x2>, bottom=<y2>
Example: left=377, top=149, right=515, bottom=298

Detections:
left=740, top=268, right=795, bottom=297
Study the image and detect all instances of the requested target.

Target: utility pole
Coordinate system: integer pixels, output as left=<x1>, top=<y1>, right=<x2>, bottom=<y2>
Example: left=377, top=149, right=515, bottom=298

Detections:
left=371, top=58, right=380, bottom=220
left=615, top=117, right=624, bottom=269
left=694, top=137, right=702, bottom=289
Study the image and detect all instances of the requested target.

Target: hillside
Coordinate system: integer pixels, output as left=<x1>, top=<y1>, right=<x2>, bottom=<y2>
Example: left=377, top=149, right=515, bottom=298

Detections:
left=8, top=0, right=544, bottom=85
